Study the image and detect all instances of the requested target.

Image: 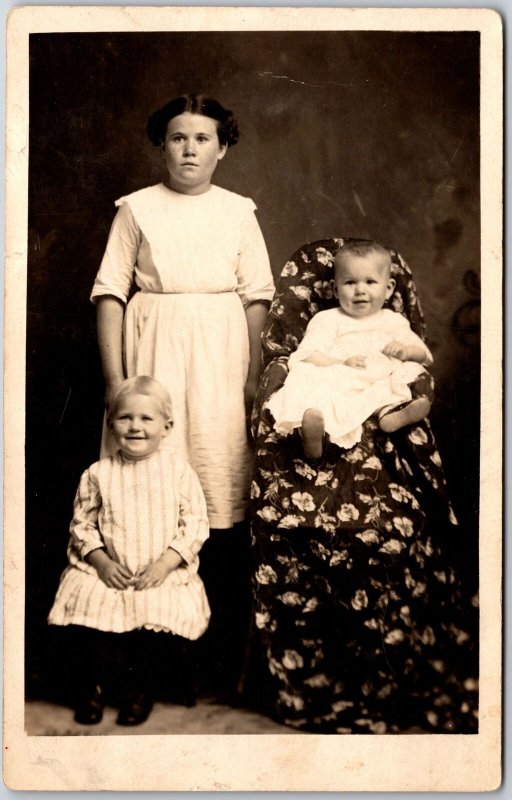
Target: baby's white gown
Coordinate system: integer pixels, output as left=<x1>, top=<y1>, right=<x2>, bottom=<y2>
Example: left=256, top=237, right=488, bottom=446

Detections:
left=267, top=307, right=431, bottom=450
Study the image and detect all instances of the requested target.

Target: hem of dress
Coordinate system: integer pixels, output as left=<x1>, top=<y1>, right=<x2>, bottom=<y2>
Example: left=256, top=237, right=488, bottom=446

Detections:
left=47, top=618, right=209, bottom=641
left=208, top=510, right=247, bottom=530
left=271, top=419, right=363, bottom=451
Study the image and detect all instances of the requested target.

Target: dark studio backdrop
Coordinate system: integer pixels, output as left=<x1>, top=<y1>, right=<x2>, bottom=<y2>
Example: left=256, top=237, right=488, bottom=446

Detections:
left=26, top=31, right=480, bottom=696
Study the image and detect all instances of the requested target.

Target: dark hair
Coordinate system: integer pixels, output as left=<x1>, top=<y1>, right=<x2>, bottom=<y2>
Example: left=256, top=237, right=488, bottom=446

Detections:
left=147, top=93, right=239, bottom=148
left=334, top=239, right=392, bottom=276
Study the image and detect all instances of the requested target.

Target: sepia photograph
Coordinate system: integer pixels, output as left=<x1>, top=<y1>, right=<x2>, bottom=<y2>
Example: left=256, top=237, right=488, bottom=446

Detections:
left=4, top=5, right=502, bottom=792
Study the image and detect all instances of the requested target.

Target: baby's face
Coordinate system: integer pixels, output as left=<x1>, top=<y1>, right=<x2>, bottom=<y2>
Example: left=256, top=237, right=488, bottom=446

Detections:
left=110, top=393, right=172, bottom=460
left=334, top=252, right=395, bottom=318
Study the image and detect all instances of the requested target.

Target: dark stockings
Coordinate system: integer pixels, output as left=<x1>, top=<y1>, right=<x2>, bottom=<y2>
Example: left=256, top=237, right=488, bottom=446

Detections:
left=62, top=625, right=195, bottom=708
left=197, top=522, right=253, bottom=698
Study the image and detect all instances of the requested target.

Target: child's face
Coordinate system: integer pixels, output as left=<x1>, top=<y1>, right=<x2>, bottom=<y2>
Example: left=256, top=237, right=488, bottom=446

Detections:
left=110, top=393, right=172, bottom=460
left=334, top=252, right=395, bottom=318
left=163, top=112, right=227, bottom=195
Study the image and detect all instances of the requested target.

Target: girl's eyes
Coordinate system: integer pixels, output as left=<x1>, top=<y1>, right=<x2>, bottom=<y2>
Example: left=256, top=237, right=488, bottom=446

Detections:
left=116, top=415, right=153, bottom=421
left=170, top=135, right=210, bottom=143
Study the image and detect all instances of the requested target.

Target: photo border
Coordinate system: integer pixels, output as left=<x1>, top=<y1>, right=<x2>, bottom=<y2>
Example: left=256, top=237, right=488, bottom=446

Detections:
left=4, top=5, right=503, bottom=792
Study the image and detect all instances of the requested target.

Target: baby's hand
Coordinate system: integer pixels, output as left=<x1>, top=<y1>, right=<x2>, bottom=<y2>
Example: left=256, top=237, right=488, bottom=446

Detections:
left=96, top=558, right=133, bottom=590
left=344, top=355, right=367, bottom=369
left=382, top=340, right=409, bottom=361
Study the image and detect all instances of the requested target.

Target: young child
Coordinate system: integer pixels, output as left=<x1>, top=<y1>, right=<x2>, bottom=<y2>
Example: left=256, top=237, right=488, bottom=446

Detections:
left=48, top=376, right=210, bottom=726
left=267, top=240, right=433, bottom=458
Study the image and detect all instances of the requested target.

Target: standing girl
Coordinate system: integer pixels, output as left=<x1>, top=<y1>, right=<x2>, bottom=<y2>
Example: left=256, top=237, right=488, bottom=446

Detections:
left=48, top=376, right=210, bottom=726
left=91, top=94, right=275, bottom=693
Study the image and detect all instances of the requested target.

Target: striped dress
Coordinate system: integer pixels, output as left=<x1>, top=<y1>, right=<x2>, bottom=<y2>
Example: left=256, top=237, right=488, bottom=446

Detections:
left=48, top=449, right=210, bottom=640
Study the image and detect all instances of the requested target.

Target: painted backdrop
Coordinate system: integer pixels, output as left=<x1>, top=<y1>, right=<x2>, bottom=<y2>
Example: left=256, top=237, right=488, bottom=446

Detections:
left=26, top=31, right=480, bottom=687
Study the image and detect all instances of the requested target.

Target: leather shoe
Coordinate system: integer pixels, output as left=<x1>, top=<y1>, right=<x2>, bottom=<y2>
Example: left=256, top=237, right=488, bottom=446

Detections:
left=74, top=684, right=104, bottom=725
left=116, top=692, right=153, bottom=726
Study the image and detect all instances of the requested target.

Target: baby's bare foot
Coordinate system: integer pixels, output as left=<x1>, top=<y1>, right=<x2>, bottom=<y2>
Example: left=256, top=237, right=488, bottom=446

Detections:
left=379, top=397, right=431, bottom=433
left=301, top=409, right=325, bottom=459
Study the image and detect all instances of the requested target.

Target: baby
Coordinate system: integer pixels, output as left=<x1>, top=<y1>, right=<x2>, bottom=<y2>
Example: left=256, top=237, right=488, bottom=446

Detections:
left=267, top=240, right=433, bottom=458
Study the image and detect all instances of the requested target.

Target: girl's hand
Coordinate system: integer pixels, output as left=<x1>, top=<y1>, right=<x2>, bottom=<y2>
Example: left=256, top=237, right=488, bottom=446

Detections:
left=244, top=374, right=259, bottom=439
left=135, top=549, right=183, bottom=590
left=244, top=374, right=258, bottom=413
left=95, top=557, right=133, bottom=589
left=104, top=379, right=124, bottom=412
left=344, top=355, right=367, bottom=369
left=382, top=340, right=409, bottom=361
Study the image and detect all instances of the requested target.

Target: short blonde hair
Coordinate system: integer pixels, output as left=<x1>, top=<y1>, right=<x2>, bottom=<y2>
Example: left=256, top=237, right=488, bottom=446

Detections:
left=108, top=376, right=173, bottom=421
left=335, top=239, right=392, bottom=278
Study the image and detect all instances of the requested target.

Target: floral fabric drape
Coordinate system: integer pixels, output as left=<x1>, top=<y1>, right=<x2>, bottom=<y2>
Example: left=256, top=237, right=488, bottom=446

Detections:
left=250, top=239, right=478, bottom=733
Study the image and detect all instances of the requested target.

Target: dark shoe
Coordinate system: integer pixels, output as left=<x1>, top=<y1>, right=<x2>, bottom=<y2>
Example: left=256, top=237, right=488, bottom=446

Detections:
left=179, top=684, right=197, bottom=708
left=116, top=692, right=153, bottom=726
left=74, top=684, right=104, bottom=725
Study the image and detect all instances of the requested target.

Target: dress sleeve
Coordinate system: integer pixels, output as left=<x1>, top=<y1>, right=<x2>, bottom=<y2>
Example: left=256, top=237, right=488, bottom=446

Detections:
left=169, top=462, right=210, bottom=566
left=289, top=311, right=337, bottom=366
left=68, top=467, right=105, bottom=560
left=394, top=316, right=433, bottom=365
left=235, top=203, right=275, bottom=307
left=90, top=202, right=141, bottom=304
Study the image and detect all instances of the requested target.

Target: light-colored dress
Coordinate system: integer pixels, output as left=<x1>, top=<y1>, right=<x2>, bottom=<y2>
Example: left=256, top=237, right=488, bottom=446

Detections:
left=267, top=308, right=432, bottom=450
left=48, top=448, right=210, bottom=640
left=91, top=183, right=274, bottom=529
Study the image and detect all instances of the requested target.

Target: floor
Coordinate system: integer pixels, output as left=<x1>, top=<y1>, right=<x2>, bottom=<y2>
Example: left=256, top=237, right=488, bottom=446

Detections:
left=25, top=696, right=302, bottom=736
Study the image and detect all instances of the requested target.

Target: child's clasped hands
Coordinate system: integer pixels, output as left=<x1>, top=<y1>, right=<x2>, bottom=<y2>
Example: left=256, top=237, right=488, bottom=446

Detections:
left=92, top=547, right=182, bottom=590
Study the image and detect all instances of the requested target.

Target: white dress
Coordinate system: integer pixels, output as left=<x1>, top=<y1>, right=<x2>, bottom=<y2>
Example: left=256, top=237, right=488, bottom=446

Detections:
left=267, top=308, right=432, bottom=450
left=48, top=449, right=211, bottom=640
left=91, top=184, right=274, bottom=529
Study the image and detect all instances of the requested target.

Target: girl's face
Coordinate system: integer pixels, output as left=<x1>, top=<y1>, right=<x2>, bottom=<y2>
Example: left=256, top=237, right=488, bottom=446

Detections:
left=334, top=253, right=395, bottom=318
left=109, top=393, right=172, bottom=460
left=163, top=112, right=227, bottom=195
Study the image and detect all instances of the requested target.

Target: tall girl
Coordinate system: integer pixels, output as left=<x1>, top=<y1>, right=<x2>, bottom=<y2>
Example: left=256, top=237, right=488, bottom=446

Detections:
left=91, top=94, right=275, bottom=693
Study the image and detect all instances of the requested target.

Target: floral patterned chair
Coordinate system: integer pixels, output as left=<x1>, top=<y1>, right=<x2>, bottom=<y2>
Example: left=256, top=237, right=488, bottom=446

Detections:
left=250, top=238, right=478, bottom=734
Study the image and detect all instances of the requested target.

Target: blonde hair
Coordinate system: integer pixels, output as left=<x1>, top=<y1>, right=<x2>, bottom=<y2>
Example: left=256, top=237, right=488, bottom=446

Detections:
left=335, top=239, right=392, bottom=278
left=108, top=376, right=173, bottom=421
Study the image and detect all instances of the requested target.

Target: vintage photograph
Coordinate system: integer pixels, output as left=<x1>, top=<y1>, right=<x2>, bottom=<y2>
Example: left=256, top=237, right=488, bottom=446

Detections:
left=4, top=5, right=502, bottom=792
